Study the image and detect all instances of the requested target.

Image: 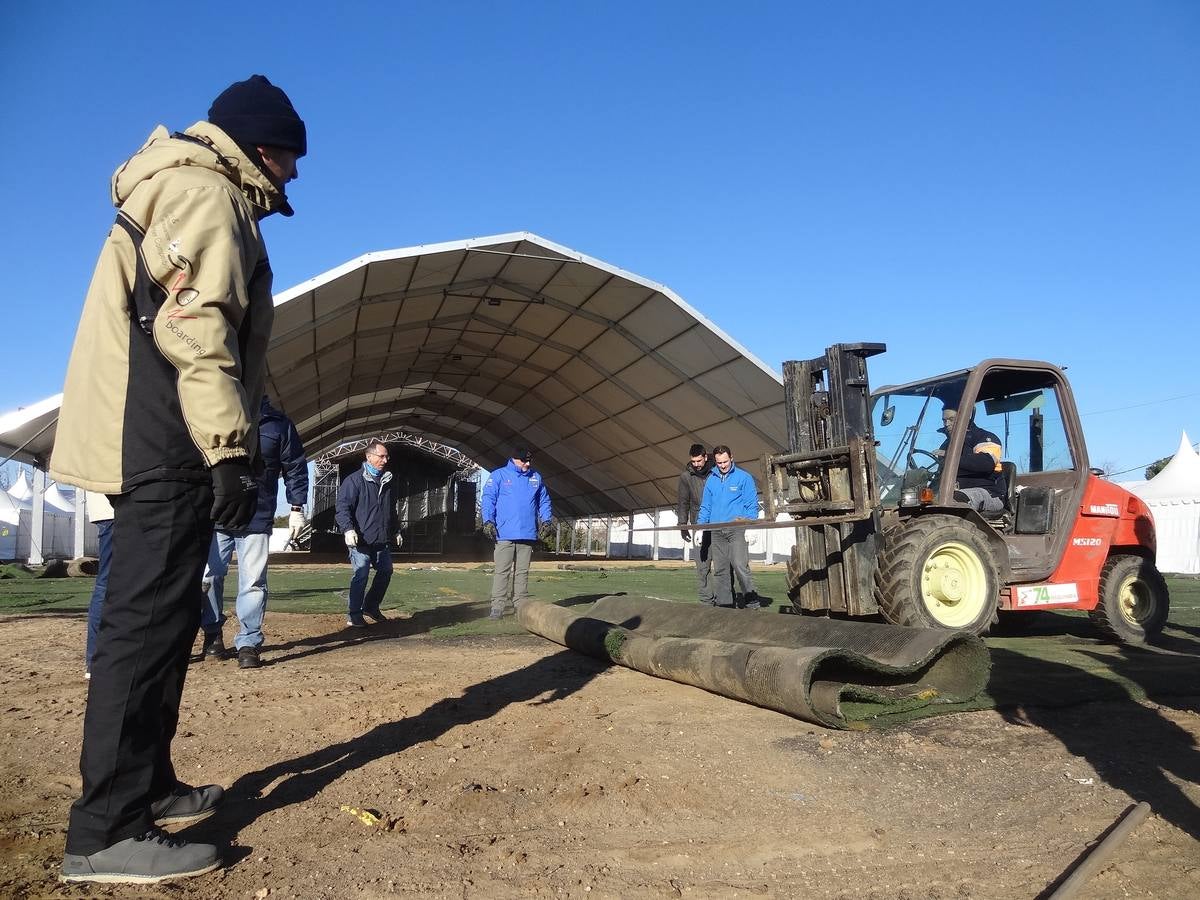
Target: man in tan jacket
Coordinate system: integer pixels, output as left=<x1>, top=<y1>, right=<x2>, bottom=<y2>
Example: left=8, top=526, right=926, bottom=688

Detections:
left=52, top=76, right=306, bottom=884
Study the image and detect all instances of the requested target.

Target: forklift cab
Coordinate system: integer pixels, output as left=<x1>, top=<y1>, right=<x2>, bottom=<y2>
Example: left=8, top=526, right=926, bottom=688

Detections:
left=873, top=360, right=1088, bottom=580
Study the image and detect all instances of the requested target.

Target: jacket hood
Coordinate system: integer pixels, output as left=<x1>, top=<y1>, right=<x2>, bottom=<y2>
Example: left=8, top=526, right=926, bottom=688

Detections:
left=259, top=396, right=284, bottom=424
left=111, top=121, right=294, bottom=218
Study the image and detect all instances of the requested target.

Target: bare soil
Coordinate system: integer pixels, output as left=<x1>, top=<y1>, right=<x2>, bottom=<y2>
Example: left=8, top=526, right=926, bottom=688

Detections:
left=1, top=613, right=1198, bottom=899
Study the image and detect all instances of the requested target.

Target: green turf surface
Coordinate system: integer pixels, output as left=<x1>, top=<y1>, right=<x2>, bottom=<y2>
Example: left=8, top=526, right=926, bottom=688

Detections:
left=0, top=563, right=792, bottom=638
left=2, top=563, right=1197, bottom=717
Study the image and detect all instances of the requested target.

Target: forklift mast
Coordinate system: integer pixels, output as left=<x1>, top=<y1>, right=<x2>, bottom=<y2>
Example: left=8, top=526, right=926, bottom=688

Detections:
left=763, top=343, right=886, bottom=615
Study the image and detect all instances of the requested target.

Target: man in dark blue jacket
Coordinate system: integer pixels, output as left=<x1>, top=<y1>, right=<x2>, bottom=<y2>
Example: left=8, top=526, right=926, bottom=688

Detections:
left=481, top=446, right=553, bottom=619
left=200, top=397, right=309, bottom=668
left=335, top=440, right=401, bottom=627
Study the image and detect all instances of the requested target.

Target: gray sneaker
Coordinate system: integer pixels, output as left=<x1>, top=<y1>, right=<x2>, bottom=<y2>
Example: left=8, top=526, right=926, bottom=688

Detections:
left=61, top=828, right=220, bottom=884
left=151, top=782, right=224, bottom=825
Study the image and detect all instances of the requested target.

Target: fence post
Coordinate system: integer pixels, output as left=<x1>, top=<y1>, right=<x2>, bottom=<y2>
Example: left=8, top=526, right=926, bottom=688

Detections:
left=73, top=489, right=87, bottom=559
left=29, top=468, right=46, bottom=565
left=651, top=508, right=660, bottom=561
left=626, top=514, right=633, bottom=559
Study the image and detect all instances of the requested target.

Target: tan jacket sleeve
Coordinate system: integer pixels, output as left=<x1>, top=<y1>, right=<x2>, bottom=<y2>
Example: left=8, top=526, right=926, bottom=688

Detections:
left=146, top=185, right=260, bottom=466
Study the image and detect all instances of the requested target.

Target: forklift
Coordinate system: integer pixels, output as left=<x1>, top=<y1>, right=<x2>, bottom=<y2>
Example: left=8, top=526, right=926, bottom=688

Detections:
left=763, top=343, right=1169, bottom=643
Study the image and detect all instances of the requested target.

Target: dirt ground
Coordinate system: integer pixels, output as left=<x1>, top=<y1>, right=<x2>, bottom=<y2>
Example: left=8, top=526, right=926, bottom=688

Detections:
left=1, top=612, right=1198, bottom=899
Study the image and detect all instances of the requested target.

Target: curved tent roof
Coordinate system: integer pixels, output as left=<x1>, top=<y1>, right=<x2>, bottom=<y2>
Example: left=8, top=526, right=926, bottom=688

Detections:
left=0, top=233, right=789, bottom=517
left=267, top=232, right=787, bottom=515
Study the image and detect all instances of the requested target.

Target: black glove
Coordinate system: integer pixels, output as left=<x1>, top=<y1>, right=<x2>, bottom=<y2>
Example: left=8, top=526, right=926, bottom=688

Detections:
left=483, top=521, right=498, bottom=541
left=211, top=459, right=258, bottom=531
left=538, top=519, right=554, bottom=543
left=680, top=529, right=691, bottom=542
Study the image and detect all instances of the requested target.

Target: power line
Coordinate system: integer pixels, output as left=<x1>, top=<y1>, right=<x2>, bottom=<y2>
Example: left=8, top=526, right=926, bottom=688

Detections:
left=1106, top=440, right=1200, bottom=478
left=1081, top=391, right=1200, bottom=416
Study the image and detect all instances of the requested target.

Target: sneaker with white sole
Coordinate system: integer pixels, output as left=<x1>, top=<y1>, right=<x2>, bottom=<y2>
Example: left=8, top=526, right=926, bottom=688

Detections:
left=150, top=783, right=224, bottom=826
left=345, top=614, right=368, bottom=628
left=61, top=828, right=220, bottom=884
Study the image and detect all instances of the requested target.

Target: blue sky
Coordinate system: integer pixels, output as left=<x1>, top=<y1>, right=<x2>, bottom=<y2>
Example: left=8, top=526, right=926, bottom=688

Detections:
left=1, top=1, right=1196, bottom=480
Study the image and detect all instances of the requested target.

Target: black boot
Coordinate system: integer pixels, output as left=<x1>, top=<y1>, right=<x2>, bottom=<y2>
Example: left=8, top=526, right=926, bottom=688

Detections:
left=201, top=631, right=226, bottom=660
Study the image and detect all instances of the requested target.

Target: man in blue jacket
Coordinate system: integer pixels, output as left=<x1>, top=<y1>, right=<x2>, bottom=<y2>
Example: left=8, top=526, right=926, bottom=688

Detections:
left=335, top=440, right=402, bottom=628
left=697, top=445, right=761, bottom=610
left=481, top=446, right=553, bottom=619
left=200, top=396, right=309, bottom=668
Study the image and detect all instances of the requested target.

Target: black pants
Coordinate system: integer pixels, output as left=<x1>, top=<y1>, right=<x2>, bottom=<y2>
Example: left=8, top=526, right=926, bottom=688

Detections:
left=66, top=480, right=213, bottom=854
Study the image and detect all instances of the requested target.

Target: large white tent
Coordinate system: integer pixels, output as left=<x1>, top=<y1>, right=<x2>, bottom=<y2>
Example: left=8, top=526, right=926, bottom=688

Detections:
left=1121, top=432, right=1200, bottom=574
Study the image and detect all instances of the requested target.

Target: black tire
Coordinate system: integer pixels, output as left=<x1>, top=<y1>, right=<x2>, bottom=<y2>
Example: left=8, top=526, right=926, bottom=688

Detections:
left=1088, top=554, right=1170, bottom=645
left=875, top=515, right=1000, bottom=635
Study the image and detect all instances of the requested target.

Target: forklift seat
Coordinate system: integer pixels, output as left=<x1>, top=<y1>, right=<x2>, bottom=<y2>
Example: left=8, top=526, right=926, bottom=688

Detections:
left=999, top=461, right=1017, bottom=512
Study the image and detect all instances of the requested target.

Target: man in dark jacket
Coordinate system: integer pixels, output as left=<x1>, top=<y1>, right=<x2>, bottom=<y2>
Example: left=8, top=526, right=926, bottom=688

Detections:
left=51, top=75, right=306, bottom=883
left=200, top=397, right=308, bottom=668
left=335, top=440, right=401, bottom=627
left=677, top=443, right=716, bottom=605
left=937, top=407, right=1007, bottom=513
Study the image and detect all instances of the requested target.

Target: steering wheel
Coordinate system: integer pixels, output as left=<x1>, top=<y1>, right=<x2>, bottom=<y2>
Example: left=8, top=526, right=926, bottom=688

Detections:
left=906, top=448, right=940, bottom=468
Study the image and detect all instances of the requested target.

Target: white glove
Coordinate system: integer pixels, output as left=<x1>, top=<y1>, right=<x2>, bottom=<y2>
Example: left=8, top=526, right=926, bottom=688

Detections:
left=289, top=510, right=306, bottom=528
left=395, top=531, right=404, bottom=548
left=344, top=530, right=358, bottom=548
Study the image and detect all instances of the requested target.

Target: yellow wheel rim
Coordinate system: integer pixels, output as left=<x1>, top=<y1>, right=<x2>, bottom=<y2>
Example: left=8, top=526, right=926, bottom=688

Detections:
left=1117, top=575, right=1154, bottom=625
left=920, top=541, right=989, bottom=628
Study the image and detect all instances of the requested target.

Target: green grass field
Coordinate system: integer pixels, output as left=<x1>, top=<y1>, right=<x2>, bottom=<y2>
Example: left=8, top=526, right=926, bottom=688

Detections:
left=1, top=561, right=1196, bottom=639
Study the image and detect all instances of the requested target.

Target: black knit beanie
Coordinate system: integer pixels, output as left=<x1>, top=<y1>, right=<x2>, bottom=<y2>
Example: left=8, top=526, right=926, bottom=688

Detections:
left=207, top=75, right=307, bottom=157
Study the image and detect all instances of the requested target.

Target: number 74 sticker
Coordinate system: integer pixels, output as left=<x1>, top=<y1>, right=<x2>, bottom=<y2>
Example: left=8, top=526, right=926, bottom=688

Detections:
left=1015, top=583, right=1080, bottom=607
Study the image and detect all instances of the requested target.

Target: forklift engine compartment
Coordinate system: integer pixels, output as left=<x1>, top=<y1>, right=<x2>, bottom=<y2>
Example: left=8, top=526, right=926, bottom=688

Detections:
left=764, top=343, right=1168, bottom=644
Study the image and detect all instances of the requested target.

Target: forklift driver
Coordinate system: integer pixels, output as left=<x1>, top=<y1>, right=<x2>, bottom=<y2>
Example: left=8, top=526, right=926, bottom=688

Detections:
left=935, top=406, right=1007, bottom=514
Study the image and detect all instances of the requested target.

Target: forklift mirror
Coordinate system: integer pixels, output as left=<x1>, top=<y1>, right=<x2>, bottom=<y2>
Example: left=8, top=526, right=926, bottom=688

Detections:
left=881, top=404, right=895, bottom=427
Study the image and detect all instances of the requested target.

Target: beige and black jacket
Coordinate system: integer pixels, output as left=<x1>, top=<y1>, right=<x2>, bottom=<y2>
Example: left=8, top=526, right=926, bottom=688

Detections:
left=50, top=122, right=290, bottom=494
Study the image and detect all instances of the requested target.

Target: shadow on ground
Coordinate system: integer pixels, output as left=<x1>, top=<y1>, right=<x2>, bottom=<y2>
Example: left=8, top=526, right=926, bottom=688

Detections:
left=182, top=646, right=609, bottom=858
left=993, top=643, right=1200, bottom=844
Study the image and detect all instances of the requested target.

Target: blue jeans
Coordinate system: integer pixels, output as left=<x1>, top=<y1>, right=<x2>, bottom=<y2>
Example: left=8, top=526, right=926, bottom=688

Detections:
left=201, top=531, right=270, bottom=649
left=348, top=543, right=392, bottom=615
left=85, top=519, right=114, bottom=671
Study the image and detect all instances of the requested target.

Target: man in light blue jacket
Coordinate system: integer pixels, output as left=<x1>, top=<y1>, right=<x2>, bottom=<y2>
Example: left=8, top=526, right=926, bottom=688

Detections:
left=697, top=445, right=761, bottom=609
left=481, top=446, right=553, bottom=619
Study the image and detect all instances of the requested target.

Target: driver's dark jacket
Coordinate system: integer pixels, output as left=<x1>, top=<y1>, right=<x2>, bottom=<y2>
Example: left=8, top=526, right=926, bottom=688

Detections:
left=946, top=422, right=1007, bottom=498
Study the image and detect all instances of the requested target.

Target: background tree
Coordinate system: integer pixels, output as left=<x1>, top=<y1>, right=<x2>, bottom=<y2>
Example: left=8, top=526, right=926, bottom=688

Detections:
left=1145, top=456, right=1171, bottom=480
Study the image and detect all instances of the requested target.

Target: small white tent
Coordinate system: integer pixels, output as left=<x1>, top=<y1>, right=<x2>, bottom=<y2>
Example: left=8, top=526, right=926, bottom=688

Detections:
left=1124, top=432, right=1200, bottom=574
left=7, top=470, right=32, bottom=501
left=42, top=483, right=77, bottom=514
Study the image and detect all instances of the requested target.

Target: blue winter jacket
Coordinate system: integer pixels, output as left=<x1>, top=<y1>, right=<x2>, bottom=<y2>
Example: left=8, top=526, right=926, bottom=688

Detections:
left=335, top=464, right=396, bottom=545
left=234, top=397, right=309, bottom=535
left=481, top=461, right=552, bottom=541
left=697, top=462, right=759, bottom=525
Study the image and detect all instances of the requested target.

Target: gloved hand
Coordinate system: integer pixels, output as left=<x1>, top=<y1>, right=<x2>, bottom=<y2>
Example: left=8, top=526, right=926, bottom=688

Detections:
left=288, top=509, right=306, bottom=529
left=482, top=521, right=498, bottom=541
left=680, top=529, right=691, bottom=542
left=538, top=519, right=554, bottom=543
left=395, top=531, right=404, bottom=548
left=210, top=460, right=258, bottom=531
left=344, top=529, right=358, bottom=548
